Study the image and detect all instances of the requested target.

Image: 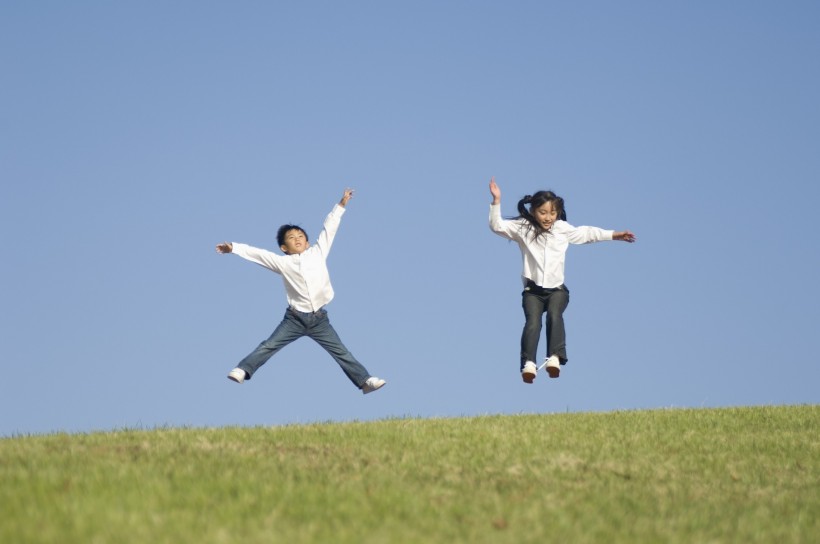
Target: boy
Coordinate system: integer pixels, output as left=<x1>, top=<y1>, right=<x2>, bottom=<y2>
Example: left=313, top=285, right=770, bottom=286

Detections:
left=215, top=189, right=386, bottom=394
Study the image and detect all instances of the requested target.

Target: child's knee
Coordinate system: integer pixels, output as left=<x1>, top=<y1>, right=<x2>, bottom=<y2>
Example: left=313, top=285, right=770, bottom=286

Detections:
left=523, top=319, right=542, bottom=333
left=546, top=309, right=565, bottom=322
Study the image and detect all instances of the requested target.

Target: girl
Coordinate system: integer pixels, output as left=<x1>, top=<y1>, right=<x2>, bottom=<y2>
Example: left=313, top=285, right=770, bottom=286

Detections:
left=488, top=177, right=636, bottom=384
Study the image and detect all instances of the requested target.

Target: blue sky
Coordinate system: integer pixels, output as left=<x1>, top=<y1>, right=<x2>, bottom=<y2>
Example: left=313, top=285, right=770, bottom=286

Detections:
left=2, top=1, right=818, bottom=436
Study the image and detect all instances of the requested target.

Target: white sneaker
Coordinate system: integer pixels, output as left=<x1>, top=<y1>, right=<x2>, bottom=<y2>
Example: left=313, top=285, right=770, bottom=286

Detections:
left=521, top=361, right=537, bottom=384
left=545, top=355, right=561, bottom=378
left=227, top=368, right=247, bottom=383
left=362, top=377, right=386, bottom=394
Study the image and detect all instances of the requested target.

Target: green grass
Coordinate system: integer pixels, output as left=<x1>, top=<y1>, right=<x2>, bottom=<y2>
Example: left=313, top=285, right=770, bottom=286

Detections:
left=1, top=405, right=817, bottom=543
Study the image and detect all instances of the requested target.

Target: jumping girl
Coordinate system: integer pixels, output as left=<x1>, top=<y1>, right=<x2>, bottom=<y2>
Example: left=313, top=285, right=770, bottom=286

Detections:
left=488, top=177, right=636, bottom=383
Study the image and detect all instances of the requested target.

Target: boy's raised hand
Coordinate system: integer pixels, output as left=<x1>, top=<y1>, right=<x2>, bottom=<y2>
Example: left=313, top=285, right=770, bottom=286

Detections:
left=215, top=242, right=233, bottom=253
left=489, top=177, right=501, bottom=204
left=339, top=188, right=354, bottom=207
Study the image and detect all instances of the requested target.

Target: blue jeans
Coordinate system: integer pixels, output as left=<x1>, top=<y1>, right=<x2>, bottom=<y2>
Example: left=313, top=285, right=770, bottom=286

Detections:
left=520, top=285, right=570, bottom=369
left=237, top=307, right=371, bottom=388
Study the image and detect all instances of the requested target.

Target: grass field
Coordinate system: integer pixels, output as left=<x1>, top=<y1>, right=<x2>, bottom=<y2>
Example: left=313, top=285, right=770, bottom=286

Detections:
left=1, top=405, right=817, bottom=543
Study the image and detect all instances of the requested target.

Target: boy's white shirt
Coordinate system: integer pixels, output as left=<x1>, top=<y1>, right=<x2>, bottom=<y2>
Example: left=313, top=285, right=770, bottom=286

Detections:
left=489, top=203, right=614, bottom=288
left=231, top=204, right=346, bottom=313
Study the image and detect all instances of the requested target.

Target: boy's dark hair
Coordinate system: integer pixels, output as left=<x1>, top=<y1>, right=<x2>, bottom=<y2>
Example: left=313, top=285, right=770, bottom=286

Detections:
left=277, top=224, right=309, bottom=247
left=515, top=190, right=567, bottom=240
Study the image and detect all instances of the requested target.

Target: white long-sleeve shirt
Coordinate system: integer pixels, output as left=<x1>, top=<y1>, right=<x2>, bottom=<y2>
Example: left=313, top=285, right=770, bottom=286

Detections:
left=489, top=203, right=613, bottom=288
left=231, top=204, right=346, bottom=312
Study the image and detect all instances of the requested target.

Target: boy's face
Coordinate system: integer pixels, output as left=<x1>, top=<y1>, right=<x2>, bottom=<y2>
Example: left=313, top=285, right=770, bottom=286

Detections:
left=280, top=228, right=309, bottom=255
left=532, top=201, right=558, bottom=230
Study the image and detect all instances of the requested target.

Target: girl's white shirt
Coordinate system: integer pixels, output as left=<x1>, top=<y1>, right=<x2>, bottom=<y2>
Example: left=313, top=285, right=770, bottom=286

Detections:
left=489, top=203, right=613, bottom=288
left=231, top=204, right=346, bottom=313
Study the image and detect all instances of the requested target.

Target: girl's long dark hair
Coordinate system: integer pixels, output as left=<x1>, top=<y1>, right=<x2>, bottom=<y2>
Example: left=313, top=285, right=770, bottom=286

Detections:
left=514, top=190, right=567, bottom=240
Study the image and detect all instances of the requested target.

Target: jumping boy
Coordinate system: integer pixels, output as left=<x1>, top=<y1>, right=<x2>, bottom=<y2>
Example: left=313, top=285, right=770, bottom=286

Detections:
left=215, top=188, right=386, bottom=394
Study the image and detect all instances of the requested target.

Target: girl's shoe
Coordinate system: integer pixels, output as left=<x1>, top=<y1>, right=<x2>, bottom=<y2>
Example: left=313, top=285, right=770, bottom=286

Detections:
left=544, top=355, right=561, bottom=378
left=227, top=368, right=247, bottom=383
left=362, top=377, right=386, bottom=394
left=521, top=361, right=537, bottom=383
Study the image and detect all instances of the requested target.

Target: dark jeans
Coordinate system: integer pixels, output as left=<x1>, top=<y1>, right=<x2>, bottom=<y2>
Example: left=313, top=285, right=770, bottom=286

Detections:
left=237, top=307, right=371, bottom=388
left=520, top=284, right=570, bottom=369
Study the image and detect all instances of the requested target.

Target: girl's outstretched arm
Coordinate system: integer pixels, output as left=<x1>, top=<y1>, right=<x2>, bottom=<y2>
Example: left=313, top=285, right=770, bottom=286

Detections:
left=613, top=231, right=637, bottom=243
left=216, top=242, right=233, bottom=253
left=489, top=177, right=521, bottom=241
left=489, top=177, right=501, bottom=205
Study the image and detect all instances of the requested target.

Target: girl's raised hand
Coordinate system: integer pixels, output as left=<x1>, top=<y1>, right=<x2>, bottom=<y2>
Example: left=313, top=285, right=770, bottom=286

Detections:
left=489, top=177, right=501, bottom=204
left=613, top=231, right=637, bottom=243
left=216, top=242, right=233, bottom=253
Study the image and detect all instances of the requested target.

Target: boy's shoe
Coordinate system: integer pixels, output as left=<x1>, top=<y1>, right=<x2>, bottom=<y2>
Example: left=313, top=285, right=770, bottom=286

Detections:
left=227, top=368, right=247, bottom=383
left=362, top=377, right=386, bottom=394
left=545, top=355, right=561, bottom=378
left=521, top=361, right=537, bottom=384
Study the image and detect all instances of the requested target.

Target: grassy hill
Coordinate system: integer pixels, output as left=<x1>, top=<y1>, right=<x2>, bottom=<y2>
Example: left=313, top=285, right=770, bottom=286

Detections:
left=1, top=405, right=817, bottom=543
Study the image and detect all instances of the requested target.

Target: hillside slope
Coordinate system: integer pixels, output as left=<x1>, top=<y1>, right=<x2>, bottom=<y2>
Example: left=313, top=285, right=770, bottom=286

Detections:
left=1, top=405, right=817, bottom=543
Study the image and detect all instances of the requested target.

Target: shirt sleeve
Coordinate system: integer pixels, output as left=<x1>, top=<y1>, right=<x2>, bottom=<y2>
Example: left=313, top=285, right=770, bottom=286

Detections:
left=230, top=242, right=284, bottom=274
left=557, top=221, right=614, bottom=244
left=315, top=204, right=346, bottom=257
left=489, top=204, right=521, bottom=241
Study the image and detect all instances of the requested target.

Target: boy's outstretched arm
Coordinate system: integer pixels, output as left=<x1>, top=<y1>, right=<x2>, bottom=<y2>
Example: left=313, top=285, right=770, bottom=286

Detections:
left=339, top=188, right=354, bottom=208
left=215, top=242, right=233, bottom=253
left=613, top=231, right=637, bottom=243
left=313, top=189, right=351, bottom=256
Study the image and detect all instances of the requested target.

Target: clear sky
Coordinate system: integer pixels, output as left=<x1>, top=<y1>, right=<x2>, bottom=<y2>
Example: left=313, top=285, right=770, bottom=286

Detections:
left=2, top=1, right=818, bottom=436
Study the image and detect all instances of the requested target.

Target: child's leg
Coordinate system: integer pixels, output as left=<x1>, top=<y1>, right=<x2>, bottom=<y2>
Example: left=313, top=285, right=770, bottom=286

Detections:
left=521, top=291, right=546, bottom=369
left=237, top=309, right=305, bottom=379
left=544, top=287, right=570, bottom=363
left=308, top=310, right=371, bottom=388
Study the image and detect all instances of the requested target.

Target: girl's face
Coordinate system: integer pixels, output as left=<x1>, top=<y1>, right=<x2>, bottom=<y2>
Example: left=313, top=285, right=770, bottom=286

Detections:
left=532, top=201, right=558, bottom=230
left=280, top=228, right=310, bottom=255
